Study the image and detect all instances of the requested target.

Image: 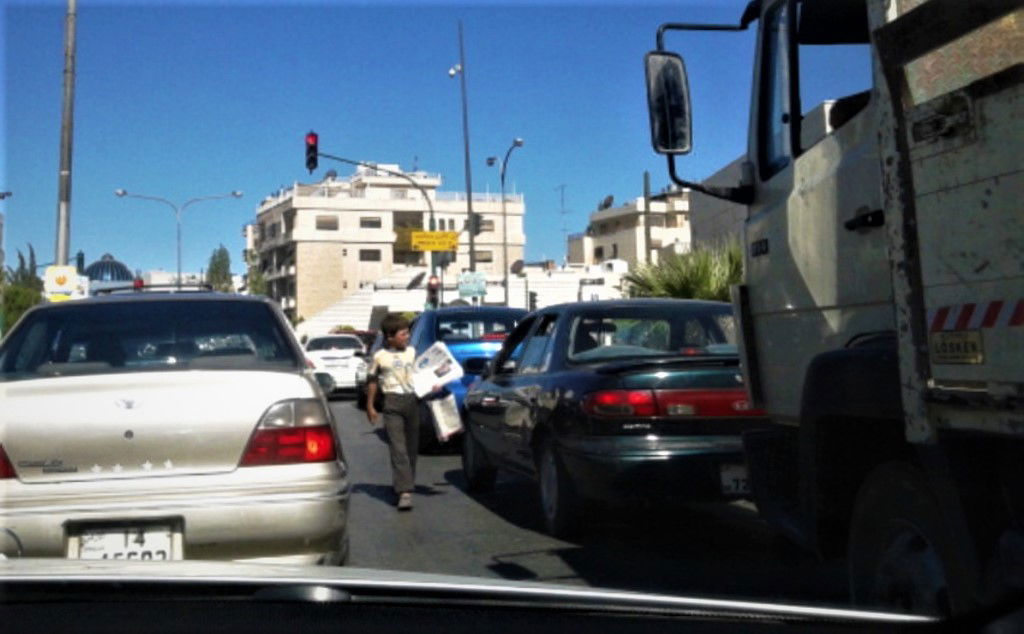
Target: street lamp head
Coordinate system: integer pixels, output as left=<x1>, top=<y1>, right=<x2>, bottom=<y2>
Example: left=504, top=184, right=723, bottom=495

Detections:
left=486, top=157, right=497, bottom=167
left=448, top=64, right=461, bottom=78
left=231, top=191, right=244, bottom=198
left=513, top=138, right=524, bottom=148
left=114, top=189, right=127, bottom=197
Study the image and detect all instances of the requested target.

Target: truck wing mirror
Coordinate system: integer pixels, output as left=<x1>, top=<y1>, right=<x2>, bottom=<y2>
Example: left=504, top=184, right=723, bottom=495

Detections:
left=645, top=51, right=692, bottom=155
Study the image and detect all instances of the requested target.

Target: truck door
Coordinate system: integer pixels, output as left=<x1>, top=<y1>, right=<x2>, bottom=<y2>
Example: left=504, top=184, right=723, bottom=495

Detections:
left=744, top=0, right=892, bottom=424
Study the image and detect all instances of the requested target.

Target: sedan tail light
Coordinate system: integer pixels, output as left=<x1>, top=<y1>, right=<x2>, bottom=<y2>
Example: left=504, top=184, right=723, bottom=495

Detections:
left=655, top=389, right=765, bottom=417
left=0, top=444, right=16, bottom=479
left=582, top=389, right=764, bottom=418
left=582, top=390, right=658, bottom=417
left=240, top=399, right=337, bottom=466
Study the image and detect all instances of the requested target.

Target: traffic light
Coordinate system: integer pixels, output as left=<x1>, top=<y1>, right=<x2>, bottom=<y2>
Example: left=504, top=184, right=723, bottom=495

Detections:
left=426, top=275, right=441, bottom=310
left=528, top=291, right=538, bottom=311
left=468, top=212, right=482, bottom=236
left=305, top=131, right=318, bottom=174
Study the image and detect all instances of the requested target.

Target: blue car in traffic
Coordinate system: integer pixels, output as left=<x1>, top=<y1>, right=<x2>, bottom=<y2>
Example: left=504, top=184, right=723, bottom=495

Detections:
left=409, top=306, right=528, bottom=448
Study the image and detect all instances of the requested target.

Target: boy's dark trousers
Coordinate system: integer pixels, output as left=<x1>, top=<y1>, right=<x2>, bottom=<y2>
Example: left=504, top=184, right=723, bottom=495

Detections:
left=381, top=393, right=420, bottom=494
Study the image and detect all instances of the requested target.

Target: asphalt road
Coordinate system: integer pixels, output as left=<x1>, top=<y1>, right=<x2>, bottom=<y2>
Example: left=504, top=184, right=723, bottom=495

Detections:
left=329, top=397, right=850, bottom=607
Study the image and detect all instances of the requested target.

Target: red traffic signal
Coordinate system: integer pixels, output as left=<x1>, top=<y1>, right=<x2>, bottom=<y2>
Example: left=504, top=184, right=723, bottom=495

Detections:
left=305, top=131, right=318, bottom=173
left=426, top=275, right=441, bottom=309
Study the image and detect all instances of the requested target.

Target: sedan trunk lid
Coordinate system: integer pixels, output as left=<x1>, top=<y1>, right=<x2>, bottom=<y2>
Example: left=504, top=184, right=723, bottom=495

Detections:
left=0, top=370, right=313, bottom=483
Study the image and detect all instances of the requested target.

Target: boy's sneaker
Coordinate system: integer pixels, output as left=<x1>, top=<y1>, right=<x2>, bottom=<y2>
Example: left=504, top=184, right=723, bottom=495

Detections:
left=397, top=493, right=413, bottom=510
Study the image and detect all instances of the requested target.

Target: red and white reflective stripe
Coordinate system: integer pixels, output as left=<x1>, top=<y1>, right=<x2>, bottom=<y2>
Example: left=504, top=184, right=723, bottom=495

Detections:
left=929, top=299, right=1024, bottom=332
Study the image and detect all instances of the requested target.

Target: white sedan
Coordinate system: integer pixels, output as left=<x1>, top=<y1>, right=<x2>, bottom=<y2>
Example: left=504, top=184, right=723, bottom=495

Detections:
left=0, top=292, right=350, bottom=565
left=305, top=335, right=367, bottom=393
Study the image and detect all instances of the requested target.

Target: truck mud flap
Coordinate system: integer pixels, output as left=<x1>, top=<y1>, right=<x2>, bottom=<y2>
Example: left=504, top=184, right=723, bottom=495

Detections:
left=743, top=427, right=812, bottom=551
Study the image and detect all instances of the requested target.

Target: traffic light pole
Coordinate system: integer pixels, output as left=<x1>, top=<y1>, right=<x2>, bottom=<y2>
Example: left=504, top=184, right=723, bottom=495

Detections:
left=316, top=152, right=437, bottom=277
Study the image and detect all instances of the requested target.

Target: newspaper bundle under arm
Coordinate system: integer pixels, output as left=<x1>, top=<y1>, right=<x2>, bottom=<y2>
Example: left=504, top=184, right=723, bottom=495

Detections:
left=411, top=341, right=464, bottom=398
left=427, top=394, right=463, bottom=442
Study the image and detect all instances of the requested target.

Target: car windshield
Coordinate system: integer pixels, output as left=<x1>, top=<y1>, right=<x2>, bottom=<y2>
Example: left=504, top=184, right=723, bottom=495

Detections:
left=307, top=336, right=362, bottom=352
left=2, top=0, right=1010, bottom=624
left=0, top=299, right=299, bottom=381
left=436, top=313, right=521, bottom=342
left=567, top=305, right=736, bottom=362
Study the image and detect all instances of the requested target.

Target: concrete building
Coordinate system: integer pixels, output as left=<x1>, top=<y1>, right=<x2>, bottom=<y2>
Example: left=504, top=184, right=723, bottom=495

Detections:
left=248, top=164, right=525, bottom=322
left=567, top=190, right=691, bottom=268
left=688, top=157, right=748, bottom=248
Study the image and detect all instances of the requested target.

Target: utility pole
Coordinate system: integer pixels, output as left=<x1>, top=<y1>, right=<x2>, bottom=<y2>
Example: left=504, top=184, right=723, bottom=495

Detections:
left=643, top=171, right=652, bottom=265
left=556, top=184, right=567, bottom=263
left=450, top=21, right=477, bottom=272
left=54, top=0, right=78, bottom=266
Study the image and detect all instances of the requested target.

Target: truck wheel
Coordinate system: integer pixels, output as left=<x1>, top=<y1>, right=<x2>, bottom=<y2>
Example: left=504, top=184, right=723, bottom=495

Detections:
left=462, top=427, right=496, bottom=493
left=848, top=461, right=978, bottom=617
left=536, top=436, right=581, bottom=539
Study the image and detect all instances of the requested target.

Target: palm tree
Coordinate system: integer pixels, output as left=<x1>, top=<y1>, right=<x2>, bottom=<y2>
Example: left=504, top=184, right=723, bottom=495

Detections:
left=624, top=240, right=742, bottom=302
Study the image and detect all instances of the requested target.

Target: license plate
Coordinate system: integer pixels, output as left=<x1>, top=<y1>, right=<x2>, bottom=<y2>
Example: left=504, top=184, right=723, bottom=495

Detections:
left=930, top=330, right=984, bottom=364
left=719, top=463, right=750, bottom=495
left=73, top=525, right=178, bottom=561
left=327, top=362, right=348, bottom=368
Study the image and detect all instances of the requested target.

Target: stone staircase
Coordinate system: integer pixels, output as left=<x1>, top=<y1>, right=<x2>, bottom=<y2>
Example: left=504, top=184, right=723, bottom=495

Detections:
left=296, top=266, right=429, bottom=338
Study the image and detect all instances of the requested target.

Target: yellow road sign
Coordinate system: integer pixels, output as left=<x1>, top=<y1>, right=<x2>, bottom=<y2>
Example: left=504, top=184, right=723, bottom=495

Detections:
left=411, top=231, right=459, bottom=251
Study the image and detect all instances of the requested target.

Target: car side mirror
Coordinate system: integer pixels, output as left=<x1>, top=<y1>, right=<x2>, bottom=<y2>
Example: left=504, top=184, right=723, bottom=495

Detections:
left=462, top=357, right=490, bottom=376
left=314, top=372, right=336, bottom=393
left=500, top=360, right=517, bottom=374
left=645, top=51, right=692, bottom=155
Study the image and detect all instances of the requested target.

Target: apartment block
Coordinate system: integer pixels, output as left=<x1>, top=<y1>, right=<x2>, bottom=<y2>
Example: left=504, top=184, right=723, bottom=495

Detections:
left=247, top=164, right=525, bottom=321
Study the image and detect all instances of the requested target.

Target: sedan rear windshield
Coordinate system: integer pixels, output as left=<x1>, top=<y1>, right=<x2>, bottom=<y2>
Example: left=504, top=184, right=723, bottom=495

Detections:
left=307, top=336, right=363, bottom=352
left=437, top=313, right=522, bottom=342
left=567, top=304, right=736, bottom=363
left=0, top=300, right=301, bottom=381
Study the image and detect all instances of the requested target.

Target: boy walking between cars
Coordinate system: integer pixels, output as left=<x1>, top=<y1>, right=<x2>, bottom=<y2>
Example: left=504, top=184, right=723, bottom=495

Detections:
left=366, top=314, right=420, bottom=510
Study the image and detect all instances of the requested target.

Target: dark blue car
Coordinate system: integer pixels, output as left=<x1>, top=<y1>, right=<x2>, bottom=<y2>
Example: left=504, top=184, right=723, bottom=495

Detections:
left=409, top=306, right=528, bottom=448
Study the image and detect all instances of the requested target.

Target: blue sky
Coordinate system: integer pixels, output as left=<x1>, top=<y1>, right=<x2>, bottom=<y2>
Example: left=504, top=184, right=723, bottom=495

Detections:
left=3, top=0, right=869, bottom=275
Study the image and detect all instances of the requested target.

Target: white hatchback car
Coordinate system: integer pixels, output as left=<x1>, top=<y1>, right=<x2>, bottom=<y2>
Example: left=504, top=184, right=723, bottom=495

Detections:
left=304, top=335, right=366, bottom=393
left=0, top=291, right=349, bottom=565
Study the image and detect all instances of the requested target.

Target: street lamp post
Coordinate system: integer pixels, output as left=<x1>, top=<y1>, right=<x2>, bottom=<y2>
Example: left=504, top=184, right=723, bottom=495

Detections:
left=487, top=138, right=523, bottom=306
left=114, top=189, right=243, bottom=288
left=449, top=20, right=477, bottom=274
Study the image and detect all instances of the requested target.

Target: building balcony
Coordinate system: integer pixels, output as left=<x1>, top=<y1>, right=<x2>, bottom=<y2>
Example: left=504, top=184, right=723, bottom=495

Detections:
left=435, top=191, right=523, bottom=204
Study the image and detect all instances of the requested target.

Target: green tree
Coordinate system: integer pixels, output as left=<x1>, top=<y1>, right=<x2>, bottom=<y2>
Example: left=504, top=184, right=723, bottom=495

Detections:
left=245, top=250, right=267, bottom=296
left=624, top=240, right=742, bottom=302
left=10, top=244, right=44, bottom=291
left=206, top=244, right=233, bottom=292
left=2, top=245, right=44, bottom=334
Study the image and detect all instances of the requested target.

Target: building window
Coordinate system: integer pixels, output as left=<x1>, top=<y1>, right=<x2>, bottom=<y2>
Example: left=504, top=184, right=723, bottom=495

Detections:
left=268, top=223, right=279, bottom=238
left=480, top=219, right=495, bottom=232
left=475, top=250, right=493, bottom=263
left=359, top=249, right=382, bottom=262
left=316, top=215, right=338, bottom=230
left=594, top=246, right=604, bottom=261
left=360, top=216, right=382, bottom=229
left=447, top=219, right=455, bottom=230
left=342, top=249, right=348, bottom=256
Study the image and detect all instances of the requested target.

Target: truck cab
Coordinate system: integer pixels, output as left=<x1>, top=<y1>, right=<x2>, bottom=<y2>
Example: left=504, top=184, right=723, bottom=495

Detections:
left=645, top=0, right=1023, bottom=616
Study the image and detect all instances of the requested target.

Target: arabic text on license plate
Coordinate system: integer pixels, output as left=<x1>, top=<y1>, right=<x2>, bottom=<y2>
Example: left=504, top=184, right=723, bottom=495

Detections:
left=77, top=525, right=175, bottom=561
left=720, top=463, right=749, bottom=495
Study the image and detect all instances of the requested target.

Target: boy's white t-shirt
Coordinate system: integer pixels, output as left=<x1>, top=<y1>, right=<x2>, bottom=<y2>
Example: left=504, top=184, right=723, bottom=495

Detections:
left=368, top=346, right=416, bottom=395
